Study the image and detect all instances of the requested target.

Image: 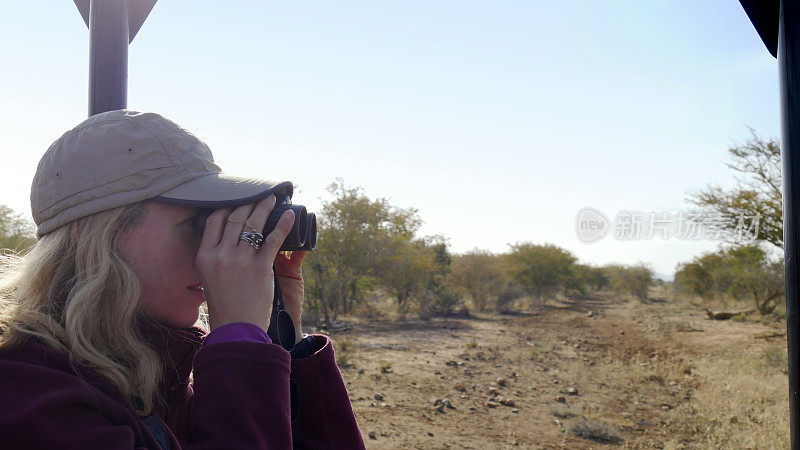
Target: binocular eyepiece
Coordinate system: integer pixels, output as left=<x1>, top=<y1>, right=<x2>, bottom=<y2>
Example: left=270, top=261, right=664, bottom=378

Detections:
left=195, top=196, right=316, bottom=251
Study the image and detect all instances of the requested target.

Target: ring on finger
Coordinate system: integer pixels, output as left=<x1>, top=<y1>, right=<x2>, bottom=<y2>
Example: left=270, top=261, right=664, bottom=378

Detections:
left=239, top=231, right=264, bottom=249
left=239, top=235, right=262, bottom=250
left=240, top=230, right=264, bottom=243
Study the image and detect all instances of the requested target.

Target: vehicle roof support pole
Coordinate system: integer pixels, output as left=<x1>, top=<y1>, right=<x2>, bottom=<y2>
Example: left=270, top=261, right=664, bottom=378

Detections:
left=780, top=0, right=800, bottom=446
left=87, top=0, right=128, bottom=116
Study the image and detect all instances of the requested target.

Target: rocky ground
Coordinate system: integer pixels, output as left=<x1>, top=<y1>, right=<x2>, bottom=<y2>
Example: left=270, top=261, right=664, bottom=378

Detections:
left=313, top=296, right=789, bottom=449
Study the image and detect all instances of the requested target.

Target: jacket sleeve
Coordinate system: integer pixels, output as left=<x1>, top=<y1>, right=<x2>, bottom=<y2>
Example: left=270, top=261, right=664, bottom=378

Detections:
left=187, top=340, right=294, bottom=449
left=290, top=334, right=366, bottom=449
left=200, top=321, right=273, bottom=347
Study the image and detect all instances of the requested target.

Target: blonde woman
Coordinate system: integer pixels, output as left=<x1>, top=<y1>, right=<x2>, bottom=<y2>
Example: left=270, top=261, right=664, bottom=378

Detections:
left=0, top=110, right=365, bottom=449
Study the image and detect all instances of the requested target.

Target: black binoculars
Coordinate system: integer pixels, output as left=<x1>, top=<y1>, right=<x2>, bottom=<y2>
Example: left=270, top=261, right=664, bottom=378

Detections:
left=195, top=196, right=316, bottom=251
left=266, top=198, right=317, bottom=252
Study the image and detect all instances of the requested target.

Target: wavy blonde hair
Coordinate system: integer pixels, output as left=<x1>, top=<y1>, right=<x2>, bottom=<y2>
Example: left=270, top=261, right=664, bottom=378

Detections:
left=0, top=201, right=206, bottom=416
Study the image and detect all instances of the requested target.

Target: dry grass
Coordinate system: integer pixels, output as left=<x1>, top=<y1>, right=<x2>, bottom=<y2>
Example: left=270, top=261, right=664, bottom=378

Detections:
left=683, top=346, right=789, bottom=448
left=537, top=293, right=789, bottom=448
left=629, top=298, right=789, bottom=448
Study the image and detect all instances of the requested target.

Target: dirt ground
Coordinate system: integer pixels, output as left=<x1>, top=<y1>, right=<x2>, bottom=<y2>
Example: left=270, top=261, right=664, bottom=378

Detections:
left=311, top=296, right=790, bottom=449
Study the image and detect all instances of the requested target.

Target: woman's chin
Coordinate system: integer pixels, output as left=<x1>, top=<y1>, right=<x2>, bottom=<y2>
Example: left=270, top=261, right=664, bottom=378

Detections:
left=179, top=310, right=202, bottom=329
left=148, top=309, right=201, bottom=329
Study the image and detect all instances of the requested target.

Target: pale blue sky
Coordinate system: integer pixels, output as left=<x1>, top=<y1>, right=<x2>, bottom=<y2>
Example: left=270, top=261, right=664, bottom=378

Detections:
left=0, top=1, right=779, bottom=276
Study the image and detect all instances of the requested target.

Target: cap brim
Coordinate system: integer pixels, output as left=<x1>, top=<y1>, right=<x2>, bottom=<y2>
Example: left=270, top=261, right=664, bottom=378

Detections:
left=154, top=173, right=293, bottom=208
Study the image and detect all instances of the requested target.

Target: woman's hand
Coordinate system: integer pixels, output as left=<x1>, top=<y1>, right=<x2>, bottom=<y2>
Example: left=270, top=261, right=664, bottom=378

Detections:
left=275, top=251, right=306, bottom=345
left=196, top=195, right=295, bottom=333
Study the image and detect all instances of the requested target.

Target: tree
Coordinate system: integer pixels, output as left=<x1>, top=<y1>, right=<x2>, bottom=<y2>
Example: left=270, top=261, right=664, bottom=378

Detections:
left=674, top=245, right=784, bottom=314
left=0, top=205, right=36, bottom=253
left=675, top=252, right=727, bottom=301
left=687, top=129, right=782, bottom=249
left=447, top=249, right=505, bottom=312
left=415, top=235, right=461, bottom=316
left=504, top=243, right=578, bottom=301
left=303, top=179, right=421, bottom=324
left=582, top=265, right=610, bottom=292
left=723, top=245, right=784, bottom=314
left=376, top=237, right=437, bottom=320
left=604, top=264, right=654, bottom=301
left=683, top=130, right=786, bottom=313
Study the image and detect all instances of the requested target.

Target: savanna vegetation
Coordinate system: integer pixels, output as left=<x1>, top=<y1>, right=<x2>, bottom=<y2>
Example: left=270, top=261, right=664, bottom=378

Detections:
left=301, top=179, right=657, bottom=326
left=677, top=131, right=786, bottom=318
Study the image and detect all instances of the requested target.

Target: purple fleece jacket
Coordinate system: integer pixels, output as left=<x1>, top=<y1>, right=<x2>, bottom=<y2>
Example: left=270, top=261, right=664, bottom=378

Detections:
left=0, top=319, right=366, bottom=449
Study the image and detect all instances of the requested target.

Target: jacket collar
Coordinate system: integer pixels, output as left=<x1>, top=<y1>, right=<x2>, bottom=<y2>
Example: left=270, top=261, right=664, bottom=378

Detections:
left=18, top=319, right=207, bottom=419
left=137, top=319, right=207, bottom=417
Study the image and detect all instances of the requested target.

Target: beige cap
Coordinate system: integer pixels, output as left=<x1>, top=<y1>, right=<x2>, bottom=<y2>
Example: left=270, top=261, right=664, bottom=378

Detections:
left=31, top=110, right=292, bottom=237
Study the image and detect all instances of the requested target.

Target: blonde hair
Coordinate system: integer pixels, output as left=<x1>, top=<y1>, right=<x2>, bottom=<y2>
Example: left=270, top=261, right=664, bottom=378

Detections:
left=0, top=201, right=206, bottom=416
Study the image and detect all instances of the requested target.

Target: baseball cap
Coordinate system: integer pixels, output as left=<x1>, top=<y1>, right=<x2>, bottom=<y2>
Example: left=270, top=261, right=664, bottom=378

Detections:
left=31, top=110, right=293, bottom=237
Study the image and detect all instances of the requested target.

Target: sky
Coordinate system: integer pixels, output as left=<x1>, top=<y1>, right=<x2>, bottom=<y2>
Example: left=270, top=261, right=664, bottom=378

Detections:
left=0, top=1, right=780, bottom=277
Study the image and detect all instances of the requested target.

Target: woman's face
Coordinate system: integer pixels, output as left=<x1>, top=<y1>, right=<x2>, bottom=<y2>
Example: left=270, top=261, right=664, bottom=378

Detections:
left=118, top=201, right=207, bottom=328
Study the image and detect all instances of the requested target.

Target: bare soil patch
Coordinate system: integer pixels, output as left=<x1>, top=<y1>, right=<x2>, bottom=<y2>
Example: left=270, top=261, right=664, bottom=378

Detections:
left=314, top=297, right=788, bottom=448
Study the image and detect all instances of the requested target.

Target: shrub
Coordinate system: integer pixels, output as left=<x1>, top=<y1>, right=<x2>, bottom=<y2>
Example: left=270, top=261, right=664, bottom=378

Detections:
left=568, top=419, right=622, bottom=444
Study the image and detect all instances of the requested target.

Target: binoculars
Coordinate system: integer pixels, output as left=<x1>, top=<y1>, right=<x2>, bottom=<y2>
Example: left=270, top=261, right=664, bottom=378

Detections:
left=196, top=196, right=317, bottom=251
left=266, top=198, right=317, bottom=252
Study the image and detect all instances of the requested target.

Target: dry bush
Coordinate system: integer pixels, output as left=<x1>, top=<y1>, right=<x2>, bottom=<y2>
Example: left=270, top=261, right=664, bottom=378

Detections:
left=335, top=352, right=350, bottom=367
left=549, top=404, right=578, bottom=419
left=335, top=336, right=355, bottom=353
left=334, top=336, right=356, bottom=368
left=568, top=418, right=622, bottom=444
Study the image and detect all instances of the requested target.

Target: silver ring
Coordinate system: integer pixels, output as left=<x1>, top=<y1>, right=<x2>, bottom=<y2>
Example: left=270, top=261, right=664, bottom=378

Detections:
left=239, top=231, right=264, bottom=250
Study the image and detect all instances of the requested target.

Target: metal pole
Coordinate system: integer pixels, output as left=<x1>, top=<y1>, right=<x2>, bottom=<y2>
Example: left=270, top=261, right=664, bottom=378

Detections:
left=781, top=0, right=800, bottom=446
left=88, top=0, right=129, bottom=116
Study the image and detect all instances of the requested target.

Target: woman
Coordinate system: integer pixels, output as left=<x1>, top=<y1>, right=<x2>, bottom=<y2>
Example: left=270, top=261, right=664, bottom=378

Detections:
left=0, top=110, right=365, bottom=449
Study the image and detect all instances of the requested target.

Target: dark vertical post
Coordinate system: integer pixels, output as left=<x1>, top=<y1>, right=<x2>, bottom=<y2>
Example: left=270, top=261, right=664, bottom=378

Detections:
left=781, top=0, right=800, bottom=447
left=88, top=0, right=129, bottom=116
